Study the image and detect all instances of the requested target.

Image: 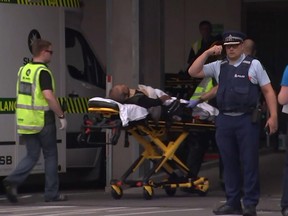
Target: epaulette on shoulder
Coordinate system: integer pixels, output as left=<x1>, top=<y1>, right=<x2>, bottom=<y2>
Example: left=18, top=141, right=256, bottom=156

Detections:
left=243, top=55, right=254, bottom=65
left=243, top=60, right=252, bottom=65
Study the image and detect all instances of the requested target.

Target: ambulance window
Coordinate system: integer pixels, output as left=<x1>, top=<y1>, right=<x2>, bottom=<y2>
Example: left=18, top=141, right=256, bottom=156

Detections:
left=65, top=28, right=106, bottom=89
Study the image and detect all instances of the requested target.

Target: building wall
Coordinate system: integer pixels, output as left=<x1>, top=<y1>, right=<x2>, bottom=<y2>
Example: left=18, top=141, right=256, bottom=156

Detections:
left=164, top=0, right=241, bottom=74
left=80, top=0, right=242, bottom=75
left=81, top=0, right=107, bottom=71
left=79, top=0, right=288, bottom=184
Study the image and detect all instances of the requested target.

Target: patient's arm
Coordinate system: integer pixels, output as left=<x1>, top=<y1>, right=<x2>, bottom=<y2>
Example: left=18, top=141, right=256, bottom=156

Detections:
left=134, top=95, right=163, bottom=108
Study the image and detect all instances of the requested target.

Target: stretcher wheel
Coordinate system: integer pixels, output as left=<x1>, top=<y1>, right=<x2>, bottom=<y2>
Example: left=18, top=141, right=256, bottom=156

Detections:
left=164, top=187, right=176, bottom=197
left=195, top=178, right=209, bottom=197
left=111, top=185, right=123, bottom=200
left=143, top=185, right=154, bottom=200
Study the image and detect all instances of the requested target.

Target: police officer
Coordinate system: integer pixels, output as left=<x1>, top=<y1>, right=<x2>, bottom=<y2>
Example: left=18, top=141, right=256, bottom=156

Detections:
left=3, top=39, right=68, bottom=203
left=188, top=31, right=278, bottom=216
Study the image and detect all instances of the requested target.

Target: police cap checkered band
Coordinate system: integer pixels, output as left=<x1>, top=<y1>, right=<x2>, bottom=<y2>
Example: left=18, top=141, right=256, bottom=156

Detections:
left=222, top=31, right=246, bottom=46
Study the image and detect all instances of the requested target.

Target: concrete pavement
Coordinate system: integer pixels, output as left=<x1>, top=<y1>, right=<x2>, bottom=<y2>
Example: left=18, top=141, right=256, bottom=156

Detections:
left=0, top=148, right=285, bottom=216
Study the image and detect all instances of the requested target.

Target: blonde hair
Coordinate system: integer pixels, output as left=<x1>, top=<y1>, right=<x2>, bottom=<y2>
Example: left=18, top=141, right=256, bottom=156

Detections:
left=31, top=39, right=51, bottom=57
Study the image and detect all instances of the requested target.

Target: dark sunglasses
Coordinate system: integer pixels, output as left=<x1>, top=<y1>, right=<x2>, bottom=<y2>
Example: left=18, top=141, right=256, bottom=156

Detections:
left=225, top=44, right=241, bottom=49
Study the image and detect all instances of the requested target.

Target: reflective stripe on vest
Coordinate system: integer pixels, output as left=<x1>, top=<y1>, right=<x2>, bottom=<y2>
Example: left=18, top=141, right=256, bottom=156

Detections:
left=17, top=66, right=50, bottom=111
left=190, top=77, right=213, bottom=100
left=16, top=64, right=55, bottom=133
left=16, top=104, right=50, bottom=111
left=17, top=125, right=44, bottom=131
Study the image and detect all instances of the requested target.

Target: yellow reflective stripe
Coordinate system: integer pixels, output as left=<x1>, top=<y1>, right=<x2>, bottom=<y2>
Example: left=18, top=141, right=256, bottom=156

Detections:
left=59, top=97, right=89, bottom=114
left=74, top=98, right=81, bottom=113
left=67, top=98, right=75, bottom=113
left=80, top=97, right=89, bottom=112
left=16, top=104, right=50, bottom=111
left=17, top=125, right=43, bottom=130
left=190, top=78, right=214, bottom=100
left=88, top=107, right=119, bottom=115
left=15, top=0, right=80, bottom=7
left=17, top=65, right=49, bottom=110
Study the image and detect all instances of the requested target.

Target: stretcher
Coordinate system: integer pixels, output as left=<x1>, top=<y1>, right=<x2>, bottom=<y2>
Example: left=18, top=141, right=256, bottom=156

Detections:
left=79, top=97, right=216, bottom=200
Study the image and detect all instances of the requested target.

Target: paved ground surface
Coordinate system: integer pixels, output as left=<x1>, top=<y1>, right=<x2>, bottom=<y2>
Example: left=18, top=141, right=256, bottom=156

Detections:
left=0, top=148, right=285, bottom=216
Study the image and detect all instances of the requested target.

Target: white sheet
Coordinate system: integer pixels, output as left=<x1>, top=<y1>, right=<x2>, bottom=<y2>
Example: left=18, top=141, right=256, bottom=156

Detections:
left=138, top=84, right=187, bottom=121
left=89, top=96, right=219, bottom=126
left=192, top=102, right=219, bottom=121
left=89, top=97, right=149, bottom=126
left=137, top=84, right=219, bottom=121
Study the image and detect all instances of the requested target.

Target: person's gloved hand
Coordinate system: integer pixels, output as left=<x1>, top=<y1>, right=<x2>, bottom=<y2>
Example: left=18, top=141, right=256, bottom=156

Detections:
left=186, top=99, right=200, bottom=108
left=59, top=118, right=67, bottom=130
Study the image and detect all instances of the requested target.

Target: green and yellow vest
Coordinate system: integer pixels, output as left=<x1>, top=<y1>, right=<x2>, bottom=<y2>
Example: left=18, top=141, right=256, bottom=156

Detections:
left=190, top=77, right=214, bottom=100
left=16, top=63, right=55, bottom=134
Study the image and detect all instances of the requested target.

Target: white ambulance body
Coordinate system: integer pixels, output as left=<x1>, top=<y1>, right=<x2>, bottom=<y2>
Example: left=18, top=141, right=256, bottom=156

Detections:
left=0, top=1, right=106, bottom=181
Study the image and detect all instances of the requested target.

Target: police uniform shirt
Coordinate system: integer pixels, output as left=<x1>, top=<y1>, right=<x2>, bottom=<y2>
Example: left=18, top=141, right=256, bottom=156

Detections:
left=203, top=53, right=271, bottom=87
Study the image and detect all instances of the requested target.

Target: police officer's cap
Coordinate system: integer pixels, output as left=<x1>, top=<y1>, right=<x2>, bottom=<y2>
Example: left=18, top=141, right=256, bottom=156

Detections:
left=223, top=30, right=246, bottom=46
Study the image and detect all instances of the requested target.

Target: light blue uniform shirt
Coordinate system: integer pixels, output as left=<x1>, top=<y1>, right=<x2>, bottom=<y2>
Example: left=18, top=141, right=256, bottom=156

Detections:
left=281, top=65, right=288, bottom=86
left=280, top=66, right=288, bottom=114
left=203, top=54, right=271, bottom=86
left=203, top=54, right=270, bottom=115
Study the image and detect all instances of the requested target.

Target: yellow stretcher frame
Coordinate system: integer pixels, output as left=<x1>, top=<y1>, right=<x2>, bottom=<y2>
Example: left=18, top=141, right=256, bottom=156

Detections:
left=84, top=104, right=215, bottom=200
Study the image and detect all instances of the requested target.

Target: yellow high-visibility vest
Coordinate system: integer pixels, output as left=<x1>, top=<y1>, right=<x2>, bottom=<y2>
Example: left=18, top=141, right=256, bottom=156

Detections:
left=16, top=63, right=55, bottom=134
left=192, top=39, right=202, bottom=54
left=190, top=77, right=214, bottom=100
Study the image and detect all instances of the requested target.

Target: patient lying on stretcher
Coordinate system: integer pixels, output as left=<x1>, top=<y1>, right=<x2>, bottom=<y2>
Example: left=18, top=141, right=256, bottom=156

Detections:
left=108, top=84, right=219, bottom=122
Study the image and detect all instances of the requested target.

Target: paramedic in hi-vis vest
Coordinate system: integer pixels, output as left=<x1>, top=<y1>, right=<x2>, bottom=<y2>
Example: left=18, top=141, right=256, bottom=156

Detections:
left=184, top=77, right=220, bottom=180
left=187, top=20, right=221, bottom=65
left=188, top=31, right=278, bottom=216
left=3, top=39, right=68, bottom=203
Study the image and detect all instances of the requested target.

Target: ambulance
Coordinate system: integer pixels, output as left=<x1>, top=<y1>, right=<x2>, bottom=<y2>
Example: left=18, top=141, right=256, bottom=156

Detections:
left=0, top=0, right=106, bottom=183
